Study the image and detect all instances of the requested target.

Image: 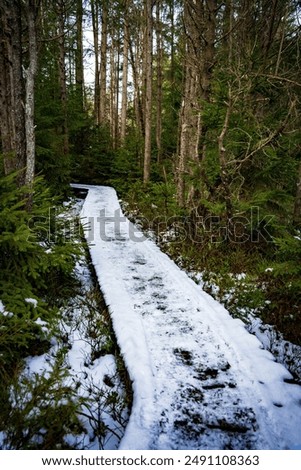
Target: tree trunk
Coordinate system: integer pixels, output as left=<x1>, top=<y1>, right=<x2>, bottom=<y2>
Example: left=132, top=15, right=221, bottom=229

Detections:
left=0, top=0, right=26, bottom=184
left=75, top=0, right=84, bottom=112
left=25, top=0, right=38, bottom=189
left=115, top=42, right=120, bottom=147
left=109, top=42, right=117, bottom=148
left=261, top=0, right=283, bottom=62
left=169, top=0, right=175, bottom=87
left=0, top=4, right=15, bottom=174
left=293, top=160, right=301, bottom=225
left=177, top=0, right=203, bottom=206
left=201, top=0, right=217, bottom=102
left=99, top=0, right=108, bottom=124
left=177, top=61, right=198, bottom=207
left=156, top=0, right=163, bottom=163
left=129, top=38, right=144, bottom=138
left=57, top=0, right=69, bottom=156
left=120, top=0, right=129, bottom=144
left=91, top=0, right=100, bottom=124
left=143, top=0, right=153, bottom=184
left=218, top=91, right=233, bottom=220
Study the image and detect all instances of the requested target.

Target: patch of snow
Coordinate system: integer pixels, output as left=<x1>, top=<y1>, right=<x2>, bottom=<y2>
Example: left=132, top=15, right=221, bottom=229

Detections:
left=246, top=314, right=301, bottom=382
left=25, top=297, right=126, bottom=450
left=34, top=317, right=49, bottom=334
left=0, top=300, right=13, bottom=318
left=294, top=231, right=301, bottom=241
left=235, top=272, right=247, bottom=280
left=26, top=353, right=53, bottom=376
left=25, top=298, right=38, bottom=308
left=187, top=271, right=301, bottom=382
left=75, top=183, right=301, bottom=450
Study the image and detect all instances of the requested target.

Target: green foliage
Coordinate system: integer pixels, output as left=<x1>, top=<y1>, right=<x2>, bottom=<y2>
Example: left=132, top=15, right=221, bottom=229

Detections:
left=257, top=232, right=301, bottom=344
left=200, top=271, right=267, bottom=321
left=109, top=147, right=142, bottom=192
left=0, top=358, right=86, bottom=450
left=35, top=62, right=72, bottom=192
left=123, top=179, right=182, bottom=224
left=0, top=168, right=81, bottom=381
left=71, top=124, right=115, bottom=185
left=272, top=233, right=301, bottom=295
left=0, top=173, right=80, bottom=304
left=0, top=308, right=50, bottom=382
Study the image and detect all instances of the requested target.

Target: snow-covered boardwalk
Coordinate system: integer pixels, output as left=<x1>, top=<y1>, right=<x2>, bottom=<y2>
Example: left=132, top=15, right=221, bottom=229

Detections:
left=75, top=184, right=301, bottom=450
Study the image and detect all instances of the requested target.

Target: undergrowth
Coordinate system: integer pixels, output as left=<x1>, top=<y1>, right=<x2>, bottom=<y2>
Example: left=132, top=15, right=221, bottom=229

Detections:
left=119, top=180, right=301, bottom=347
left=0, top=185, right=130, bottom=449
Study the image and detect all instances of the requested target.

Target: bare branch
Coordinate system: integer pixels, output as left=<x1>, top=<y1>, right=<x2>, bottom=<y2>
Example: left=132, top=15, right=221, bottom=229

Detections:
left=218, top=92, right=232, bottom=168
left=228, top=99, right=296, bottom=170
left=255, top=73, right=301, bottom=88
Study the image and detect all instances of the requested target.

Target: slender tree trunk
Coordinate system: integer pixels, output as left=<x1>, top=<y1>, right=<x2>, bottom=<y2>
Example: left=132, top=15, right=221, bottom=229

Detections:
left=75, top=0, right=84, bottom=112
left=177, top=0, right=202, bottom=206
left=201, top=0, right=217, bottom=103
left=25, top=0, right=38, bottom=189
left=0, top=4, right=15, bottom=174
left=57, top=0, right=69, bottom=156
left=115, top=43, right=120, bottom=147
left=261, top=0, right=282, bottom=62
left=275, top=4, right=288, bottom=75
left=143, top=0, right=153, bottom=184
left=156, top=0, right=163, bottom=163
left=109, top=42, right=117, bottom=148
left=99, top=0, right=108, bottom=124
left=177, top=61, right=198, bottom=206
left=0, top=0, right=26, bottom=184
left=177, top=65, right=191, bottom=207
left=120, top=0, right=129, bottom=144
left=12, top=1, right=26, bottom=181
left=293, top=160, right=301, bottom=225
left=218, top=91, right=233, bottom=220
left=169, top=0, right=175, bottom=86
left=91, top=0, right=100, bottom=124
left=129, top=39, right=144, bottom=137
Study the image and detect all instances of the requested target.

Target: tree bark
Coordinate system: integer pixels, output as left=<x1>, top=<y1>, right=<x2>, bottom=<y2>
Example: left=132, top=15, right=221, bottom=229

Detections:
left=201, top=0, right=217, bottom=102
left=0, top=4, right=15, bottom=173
left=91, top=0, right=100, bottom=124
left=120, top=0, right=129, bottom=144
left=0, top=0, right=26, bottom=184
left=99, top=0, right=108, bottom=124
left=217, top=91, right=233, bottom=220
left=57, top=0, right=69, bottom=156
left=109, top=40, right=118, bottom=149
left=129, top=38, right=144, bottom=138
left=155, top=0, right=163, bottom=163
left=143, top=0, right=153, bottom=184
left=177, top=0, right=203, bottom=206
left=293, top=160, right=301, bottom=225
left=75, top=0, right=84, bottom=112
left=25, top=0, right=38, bottom=189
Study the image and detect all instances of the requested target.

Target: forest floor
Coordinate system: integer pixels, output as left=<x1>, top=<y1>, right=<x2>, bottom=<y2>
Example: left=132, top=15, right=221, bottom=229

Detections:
left=74, top=184, right=301, bottom=450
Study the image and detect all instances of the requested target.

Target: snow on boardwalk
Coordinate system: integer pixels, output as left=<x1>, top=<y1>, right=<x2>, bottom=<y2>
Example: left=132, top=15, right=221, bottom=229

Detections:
left=75, top=184, right=301, bottom=450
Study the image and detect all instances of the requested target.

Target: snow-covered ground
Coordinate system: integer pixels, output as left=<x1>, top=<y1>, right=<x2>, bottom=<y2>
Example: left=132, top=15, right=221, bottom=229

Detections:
left=25, top=252, right=128, bottom=450
left=74, top=183, right=301, bottom=450
left=185, top=271, right=301, bottom=382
